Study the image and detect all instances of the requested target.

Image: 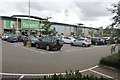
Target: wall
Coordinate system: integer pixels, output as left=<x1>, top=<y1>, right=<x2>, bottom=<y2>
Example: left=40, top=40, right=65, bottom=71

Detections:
left=0, top=18, right=3, bottom=36
left=51, top=24, right=75, bottom=36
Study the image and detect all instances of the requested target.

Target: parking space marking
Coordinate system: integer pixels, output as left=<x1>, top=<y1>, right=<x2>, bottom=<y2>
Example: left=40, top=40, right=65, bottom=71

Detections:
left=18, top=75, right=24, bottom=80
left=0, top=65, right=115, bottom=79
left=89, top=69, right=115, bottom=79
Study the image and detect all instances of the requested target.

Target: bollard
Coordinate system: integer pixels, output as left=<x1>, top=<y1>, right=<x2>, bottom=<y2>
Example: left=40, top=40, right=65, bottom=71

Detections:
left=26, top=42, right=31, bottom=48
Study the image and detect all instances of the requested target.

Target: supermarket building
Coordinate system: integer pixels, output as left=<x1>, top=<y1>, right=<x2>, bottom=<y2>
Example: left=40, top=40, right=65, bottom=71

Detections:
left=0, top=15, right=100, bottom=37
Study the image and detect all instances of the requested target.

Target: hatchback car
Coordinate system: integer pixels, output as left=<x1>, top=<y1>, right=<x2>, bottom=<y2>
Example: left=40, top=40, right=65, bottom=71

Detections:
left=91, top=37, right=105, bottom=45
left=2, top=33, right=12, bottom=40
left=62, top=36, right=76, bottom=44
left=71, top=37, right=91, bottom=47
left=23, top=35, right=39, bottom=47
left=7, top=35, right=19, bottom=43
left=35, top=36, right=63, bottom=51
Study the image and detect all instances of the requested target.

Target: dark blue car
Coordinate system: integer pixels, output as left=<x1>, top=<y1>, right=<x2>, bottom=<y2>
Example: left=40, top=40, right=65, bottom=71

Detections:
left=7, top=35, right=18, bottom=43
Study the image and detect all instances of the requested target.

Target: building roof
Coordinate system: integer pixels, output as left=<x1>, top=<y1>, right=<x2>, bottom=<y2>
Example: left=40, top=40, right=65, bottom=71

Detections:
left=1, top=15, right=99, bottom=30
left=51, top=22, right=99, bottom=30
left=11, top=15, right=46, bottom=20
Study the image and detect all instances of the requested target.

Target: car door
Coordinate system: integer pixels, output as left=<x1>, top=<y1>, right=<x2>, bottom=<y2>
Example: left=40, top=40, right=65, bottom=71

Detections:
left=40, top=37, right=47, bottom=48
left=78, top=38, right=84, bottom=46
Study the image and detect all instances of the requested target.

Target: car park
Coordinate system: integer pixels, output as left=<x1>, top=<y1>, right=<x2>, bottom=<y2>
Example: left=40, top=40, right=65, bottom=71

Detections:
left=23, top=35, right=39, bottom=47
left=71, top=37, right=91, bottom=47
left=7, top=34, right=19, bottom=43
left=62, top=36, right=76, bottom=44
left=35, top=36, right=63, bottom=51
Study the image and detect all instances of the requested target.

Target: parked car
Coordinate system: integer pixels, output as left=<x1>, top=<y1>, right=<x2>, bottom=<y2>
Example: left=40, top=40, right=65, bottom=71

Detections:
left=71, top=37, right=91, bottom=47
left=35, top=36, right=63, bottom=51
left=18, top=35, right=26, bottom=42
left=2, top=33, right=12, bottom=40
left=91, top=37, right=105, bottom=45
left=23, top=35, right=39, bottom=47
left=101, top=37, right=110, bottom=45
left=62, top=36, right=76, bottom=44
left=7, top=34, right=19, bottom=43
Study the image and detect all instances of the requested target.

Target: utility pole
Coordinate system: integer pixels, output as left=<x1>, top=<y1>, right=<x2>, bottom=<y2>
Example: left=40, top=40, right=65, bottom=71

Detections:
left=64, top=10, right=68, bottom=36
left=28, top=0, right=30, bottom=36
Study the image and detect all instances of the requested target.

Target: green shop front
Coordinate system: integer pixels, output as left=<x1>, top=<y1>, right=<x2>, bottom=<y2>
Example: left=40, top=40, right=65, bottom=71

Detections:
left=21, top=19, right=40, bottom=36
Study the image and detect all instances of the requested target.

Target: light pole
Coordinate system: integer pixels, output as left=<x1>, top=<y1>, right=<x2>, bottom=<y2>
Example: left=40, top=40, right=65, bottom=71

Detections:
left=28, top=0, right=31, bottom=36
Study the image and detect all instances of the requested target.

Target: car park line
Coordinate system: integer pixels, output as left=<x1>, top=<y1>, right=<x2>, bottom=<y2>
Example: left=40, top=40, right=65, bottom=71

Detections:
left=0, top=65, right=115, bottom=80
left=0, top=65, right=98, bottom=80
left=89, top=69, right=115, bottom=79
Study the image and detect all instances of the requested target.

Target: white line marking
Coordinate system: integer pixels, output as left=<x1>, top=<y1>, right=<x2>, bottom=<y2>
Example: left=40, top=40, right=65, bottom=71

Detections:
left=14, top=44, right=44, bottom=54
left=89, top=69, right=115, bottom=79
left=18, top=75, right=24, bottom=80
left=0, top=65, right=98, bottom=76
left=0, top=65, right=115, bottom=79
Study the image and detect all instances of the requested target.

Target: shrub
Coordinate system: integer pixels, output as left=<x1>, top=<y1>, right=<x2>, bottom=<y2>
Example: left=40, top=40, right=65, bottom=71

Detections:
left=44, top=70, right=107, bottom=80
left=100, top=53, right=120, bottom=69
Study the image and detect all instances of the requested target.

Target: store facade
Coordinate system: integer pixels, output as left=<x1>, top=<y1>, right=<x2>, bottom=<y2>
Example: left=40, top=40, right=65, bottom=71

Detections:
left=0, top=15, right=100, bottom=37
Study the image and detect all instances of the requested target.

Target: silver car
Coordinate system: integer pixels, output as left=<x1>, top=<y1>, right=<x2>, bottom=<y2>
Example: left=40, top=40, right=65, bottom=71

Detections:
left=71, top=37, right=91, bottom=47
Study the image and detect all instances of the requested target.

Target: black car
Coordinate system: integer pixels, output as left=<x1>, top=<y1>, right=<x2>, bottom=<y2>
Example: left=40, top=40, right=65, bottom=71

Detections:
left=35, top=36, right=63, bottom=51
left=23, top=35, right=39, bottom=47
left=91, top=37, right=105, bottom=45
left=7, top=35, right=19, bottom=43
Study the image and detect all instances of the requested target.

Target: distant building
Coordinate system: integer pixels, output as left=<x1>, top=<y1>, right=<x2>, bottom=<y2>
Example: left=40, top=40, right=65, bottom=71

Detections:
left=0, top=15, right=100, bottom=37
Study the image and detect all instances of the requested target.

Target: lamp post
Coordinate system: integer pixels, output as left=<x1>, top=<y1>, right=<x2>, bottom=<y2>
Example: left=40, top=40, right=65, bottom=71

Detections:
left=28, top=0, right=31, bottom=36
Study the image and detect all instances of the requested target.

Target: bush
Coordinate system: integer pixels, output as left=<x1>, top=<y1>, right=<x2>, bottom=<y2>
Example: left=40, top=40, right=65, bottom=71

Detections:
left=44, top=70, right=107, bottom=80
left=100, top=53, right=120, bottom=69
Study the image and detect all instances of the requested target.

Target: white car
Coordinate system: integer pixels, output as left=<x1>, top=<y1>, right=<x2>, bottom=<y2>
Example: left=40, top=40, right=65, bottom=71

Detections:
left=62, top=36, right=76, bottom=44
left=2, top=33, right=12, bottom=40
left=71, top=37, right=91, bottom=47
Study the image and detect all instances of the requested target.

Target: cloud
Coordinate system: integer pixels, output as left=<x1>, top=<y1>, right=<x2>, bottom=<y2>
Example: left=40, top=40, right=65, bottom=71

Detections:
left=75, top=2, right=112, bottom=21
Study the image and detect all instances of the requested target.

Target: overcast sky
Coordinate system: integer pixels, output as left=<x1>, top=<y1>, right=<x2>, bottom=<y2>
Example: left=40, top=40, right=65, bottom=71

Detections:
left=0, top=0, right=119, bottom=28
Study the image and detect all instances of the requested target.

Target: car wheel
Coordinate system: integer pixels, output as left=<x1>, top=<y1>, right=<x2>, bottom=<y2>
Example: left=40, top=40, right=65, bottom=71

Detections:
left=46, top=45, right=50, bottom=51
left=71, top=43, right=74, bottom=46
left=57, top=47, right=61, bottom=50
left=36, top=44, right=39, bottom=48
left=82, top=43, right=86, bottom=47
left=23, top=42, right=26, bottom=46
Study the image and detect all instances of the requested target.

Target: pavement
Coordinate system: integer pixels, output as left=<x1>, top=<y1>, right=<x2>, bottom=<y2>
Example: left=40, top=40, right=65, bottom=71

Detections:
left=1, top=40, right=119, bottom=80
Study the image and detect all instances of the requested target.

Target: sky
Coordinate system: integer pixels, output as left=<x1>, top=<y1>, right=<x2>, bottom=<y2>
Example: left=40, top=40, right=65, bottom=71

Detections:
left=0, top=0, right=119, bottom=28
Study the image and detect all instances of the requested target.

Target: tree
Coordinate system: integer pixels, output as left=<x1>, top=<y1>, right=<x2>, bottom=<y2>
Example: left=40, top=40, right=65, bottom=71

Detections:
left=41, top=18, right=58, bottom=35
left=108, top=1, right=120, bottom=53
left=12, top=26, right=16, bottom=34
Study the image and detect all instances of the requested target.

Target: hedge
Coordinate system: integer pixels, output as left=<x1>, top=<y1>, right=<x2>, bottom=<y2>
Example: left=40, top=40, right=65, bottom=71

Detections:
left=100, top=53, right=120, bottom=69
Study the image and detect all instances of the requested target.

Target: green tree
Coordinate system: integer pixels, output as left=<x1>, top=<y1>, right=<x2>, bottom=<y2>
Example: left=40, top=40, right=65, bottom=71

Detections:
left=41, top=18, right=58, bottom=35
left=12, top=26, right=16, bottom=34
left=108, top=1, right=120, bottom=53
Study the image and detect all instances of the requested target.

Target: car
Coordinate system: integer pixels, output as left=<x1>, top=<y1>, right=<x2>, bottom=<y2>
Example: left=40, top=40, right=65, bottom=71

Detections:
left=7, top=34, right=19, bottom=43
left=71, top=37, right=91, bottom=47
left=62, top=36, right=76, bottom=44
left=101, top=37, right=110, bottom=45
left=18, top=35, right=26, bottom=42
left=23, top=35, right=39, bottom=47
left=91, top=37, right=105, bottom=45
left=35, top=36, right=63, bottom=51
left=2, top=33, right=12, bottom=40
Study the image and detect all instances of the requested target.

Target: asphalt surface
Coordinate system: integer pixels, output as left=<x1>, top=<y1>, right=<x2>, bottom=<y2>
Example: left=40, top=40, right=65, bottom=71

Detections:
left=1, top=40, right=119, bottom=79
